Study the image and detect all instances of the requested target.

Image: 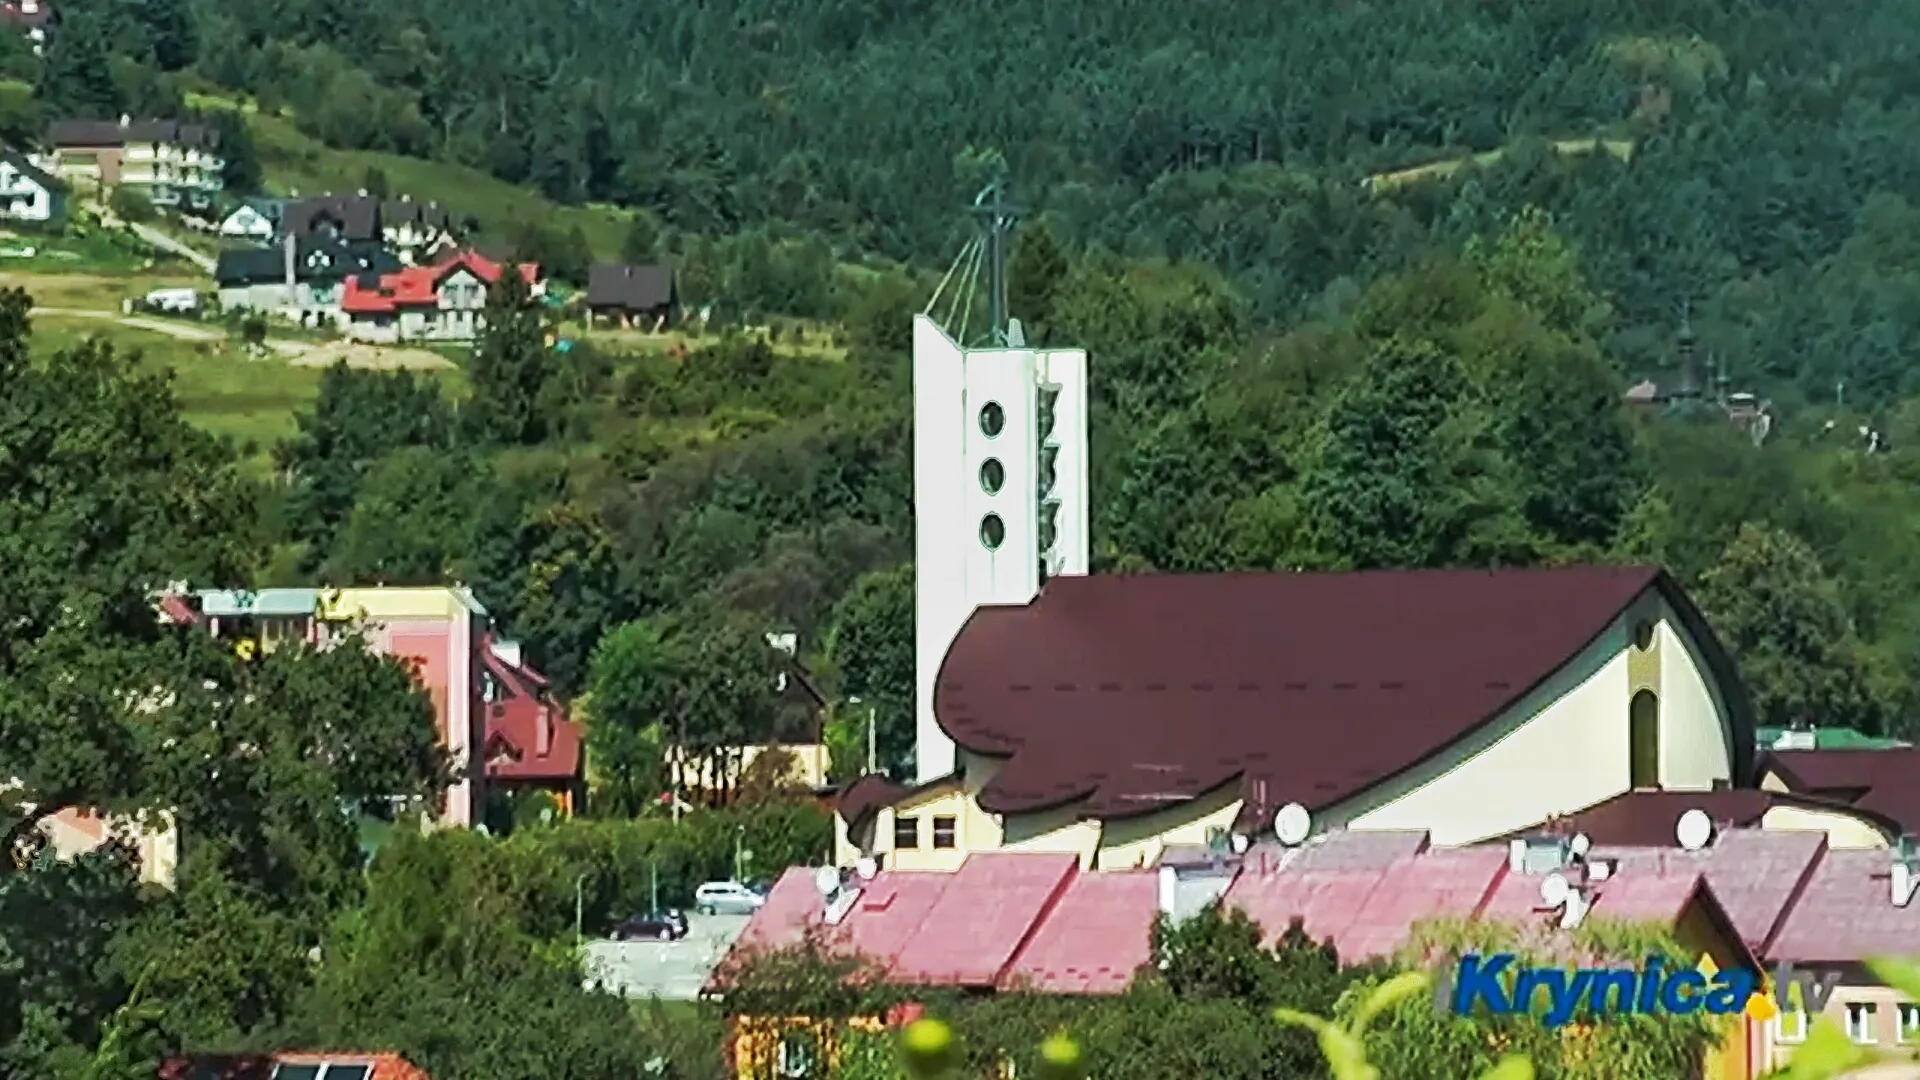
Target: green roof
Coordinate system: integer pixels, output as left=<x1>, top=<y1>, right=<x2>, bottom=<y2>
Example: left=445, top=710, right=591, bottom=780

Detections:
left=1757, top=726, right=1910, bottom=750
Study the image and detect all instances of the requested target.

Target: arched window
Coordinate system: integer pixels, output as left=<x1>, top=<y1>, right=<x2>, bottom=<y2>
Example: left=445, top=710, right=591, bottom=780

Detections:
left=1630, top=689, right=1660, bottom=789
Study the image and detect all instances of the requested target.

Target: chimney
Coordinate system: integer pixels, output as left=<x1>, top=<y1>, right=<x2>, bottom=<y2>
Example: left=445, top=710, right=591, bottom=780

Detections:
left=536, top=707, right=552, bottom=757
left=1157, top=865, right=1178, bottom=916
left=284, top=232, right=296, bottom=289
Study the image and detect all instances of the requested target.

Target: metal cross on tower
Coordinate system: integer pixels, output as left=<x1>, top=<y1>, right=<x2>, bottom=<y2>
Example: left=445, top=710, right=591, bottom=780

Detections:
left=968, top=175, right=1022, bottom=347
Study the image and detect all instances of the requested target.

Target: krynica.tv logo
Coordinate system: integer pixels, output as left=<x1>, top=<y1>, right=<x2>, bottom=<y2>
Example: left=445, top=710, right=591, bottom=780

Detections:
left=1437, top=953, right=1842, bottom=1027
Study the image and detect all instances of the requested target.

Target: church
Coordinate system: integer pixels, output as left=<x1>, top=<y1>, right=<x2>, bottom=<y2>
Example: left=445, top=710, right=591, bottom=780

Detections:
left=834, top=202, right=1894, bottom=873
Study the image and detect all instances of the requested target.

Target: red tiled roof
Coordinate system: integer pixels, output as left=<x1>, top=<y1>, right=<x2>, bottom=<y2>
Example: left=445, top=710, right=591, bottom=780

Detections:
left=1764, top=748, right=1920, bottom=832
left=157, top=593, right=201, bottom=625
left=721, top=831, right=1776, bottom=996
left=1591, top=830, right=1829, bottom=954
left=713, top=852, right=1117, bottom=994
left=1334, top=848, right=1509, bottom=958
left=998, top=871, right=1158, bottom=994
left=889, top=852, right=1078, bottom=985
left=479, top=647, right=581, bottom=782
left=1227, top=829, right=1757, bottom=965
left=340, top=250, right=538, bottom=315
left=935, top=567, right=1756, bottom=823
left=160, top=1052, right=428, bottom=1080
left=1535, top=789, right=1896, bottom=847
left=1767, top=849, right=1920, bottom=963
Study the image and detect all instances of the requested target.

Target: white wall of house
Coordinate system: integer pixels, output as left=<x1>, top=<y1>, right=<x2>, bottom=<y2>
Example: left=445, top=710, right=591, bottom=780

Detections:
left=0, top=162, right=55, bottom=222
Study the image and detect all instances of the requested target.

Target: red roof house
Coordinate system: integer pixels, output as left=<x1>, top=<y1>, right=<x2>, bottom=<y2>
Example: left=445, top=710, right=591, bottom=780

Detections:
left=341, top=249, right=539, bottom=344
left=480, top=636, right=583, bottom=815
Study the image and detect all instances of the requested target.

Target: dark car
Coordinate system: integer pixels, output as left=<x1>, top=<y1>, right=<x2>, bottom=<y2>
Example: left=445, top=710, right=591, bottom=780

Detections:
left=612, top=912, right=688, bottom=941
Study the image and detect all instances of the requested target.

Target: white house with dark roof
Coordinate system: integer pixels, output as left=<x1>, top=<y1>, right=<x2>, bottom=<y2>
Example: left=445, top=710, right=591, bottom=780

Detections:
left=0, top=146, right=63, bottom=225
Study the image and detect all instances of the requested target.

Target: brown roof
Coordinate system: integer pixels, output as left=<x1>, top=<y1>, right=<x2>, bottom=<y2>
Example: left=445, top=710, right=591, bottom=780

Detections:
left=1534, top=789, right=1898, bottom=848
left=47, top=117, right=215, bottom=149
left=1764, top=748, right=1920, bottom=831
left=935, top=566, right=1756, bottom=823
left=283, top=195, right=381, bottom=243
left=836, top=772, right=909, bottom=832
left=587, top=263, right=675, bottom=311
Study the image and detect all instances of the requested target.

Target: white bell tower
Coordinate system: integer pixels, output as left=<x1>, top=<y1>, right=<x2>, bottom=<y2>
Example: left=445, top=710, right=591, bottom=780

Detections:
left=912, top=181, right=1090, bottom=783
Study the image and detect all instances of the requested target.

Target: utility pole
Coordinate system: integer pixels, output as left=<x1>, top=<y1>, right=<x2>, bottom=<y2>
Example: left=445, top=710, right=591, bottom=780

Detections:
left=649, top=857, right=659, bottom=916
left=733, top=825, right=746, bottom=883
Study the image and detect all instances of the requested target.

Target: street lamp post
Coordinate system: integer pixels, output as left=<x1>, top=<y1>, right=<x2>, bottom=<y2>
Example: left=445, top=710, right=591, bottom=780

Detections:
left=574, top=872, right=587, bottom=944
left=849, top=695, right=877, bottom=774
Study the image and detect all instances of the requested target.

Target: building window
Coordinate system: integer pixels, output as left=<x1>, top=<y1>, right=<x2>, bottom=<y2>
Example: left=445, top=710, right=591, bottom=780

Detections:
left=980, top=513, right=1006, bottom=550
left=979, top=401, right=1005, bottom=438
left=1900, top=1004, right=1920, bottom=1043
left=933, top=816, right=957, bottom=849
left=1632, top=620, right=1655, bottom=651
left=893, top=815, right=920, bottom=850
left=1846, top=1002, right=1878, bottom=1044
left=1773, top=1007, right=1808, bottom=1044
left=979, top=457, right=1005, bottom=494
left=1629, top=689, right=1659, bottom=789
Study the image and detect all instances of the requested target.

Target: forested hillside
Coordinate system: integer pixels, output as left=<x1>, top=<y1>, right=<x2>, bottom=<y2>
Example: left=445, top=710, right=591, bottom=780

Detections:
left=32, top=0, right=1920, bottom=398
left=8, top=0, right=1920, bottom=1074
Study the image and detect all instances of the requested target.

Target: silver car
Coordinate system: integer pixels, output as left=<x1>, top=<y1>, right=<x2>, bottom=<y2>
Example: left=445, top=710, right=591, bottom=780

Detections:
left=694, top=880, right=766, bottom=915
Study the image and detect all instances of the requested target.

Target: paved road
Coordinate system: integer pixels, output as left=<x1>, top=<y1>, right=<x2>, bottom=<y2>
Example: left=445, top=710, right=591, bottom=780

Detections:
left=581, top=912, right=752, bottom=1000
left=128, top=222, right=216, bottom=273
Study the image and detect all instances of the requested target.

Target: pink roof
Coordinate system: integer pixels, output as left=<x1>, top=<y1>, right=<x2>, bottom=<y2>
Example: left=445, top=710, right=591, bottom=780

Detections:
left=838, top=875, right=953, bottom=968
left=1593, top=830, right=1828, bottom=952
left=890, top=852, right=1078, bottom=985
left=997, top=872, right=1158, bottom=994
left=1768, top=850, right=1920, bottom=963
left=728, top=869, right=827, bottom=954
left=1336, top=848, right=1508, bottom=958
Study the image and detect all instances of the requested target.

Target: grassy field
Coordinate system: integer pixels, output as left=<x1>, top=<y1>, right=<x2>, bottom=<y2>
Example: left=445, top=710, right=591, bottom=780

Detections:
left=0, top=226, right=197, bottom=276
left=187, top=92, right=638, bottom=258
left=29, top=314, right=325, bottom=450
left=1365, top=137, right=1637, bottom=194
left=0, top=267, right=203, bottom=309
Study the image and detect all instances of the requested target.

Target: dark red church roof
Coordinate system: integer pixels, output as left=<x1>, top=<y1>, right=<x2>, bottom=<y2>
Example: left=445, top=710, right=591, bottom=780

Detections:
left=1535, top=788, right=1900, bottom=847
left=934, top=566, right=1755, bottom=825
left=1763, top=748, right=1920, bottom=833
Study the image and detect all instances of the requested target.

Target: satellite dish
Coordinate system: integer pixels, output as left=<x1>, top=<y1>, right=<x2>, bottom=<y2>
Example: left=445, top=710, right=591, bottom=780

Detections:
left=1569, top=833, right=1591, bottom=858
left=1676, top=809, right=1713, bottom=851
left=855, top=857, right=879, bottom=881
left=813, top=866, right=841, bottom=898
left=1274, top=803, right=1313, bottom=846
left=1539, top=872, right=1572, bottom=907
left=1229, top=833, right=1251, bottom=855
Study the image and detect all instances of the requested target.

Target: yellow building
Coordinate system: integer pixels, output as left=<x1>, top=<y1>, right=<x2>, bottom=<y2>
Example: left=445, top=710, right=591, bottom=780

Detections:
left=843, top=566, right=1762, bottom=873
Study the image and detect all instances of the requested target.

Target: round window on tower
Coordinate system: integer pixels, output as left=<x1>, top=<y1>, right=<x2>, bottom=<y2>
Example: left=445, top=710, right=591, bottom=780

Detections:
left=980, top=513, right=1006, bottom=550
left=979, top=401, right=1005, bottom=438
left=979, top=458, right=1005, bottom=494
